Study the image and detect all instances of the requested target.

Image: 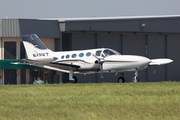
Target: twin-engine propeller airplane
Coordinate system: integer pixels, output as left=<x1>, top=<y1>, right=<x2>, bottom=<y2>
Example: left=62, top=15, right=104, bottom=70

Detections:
left=14, top=34, right=173, bottom=83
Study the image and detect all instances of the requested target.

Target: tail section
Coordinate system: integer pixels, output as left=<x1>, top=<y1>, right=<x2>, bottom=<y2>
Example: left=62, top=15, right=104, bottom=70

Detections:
left=21, top=34, right=53, bottom=61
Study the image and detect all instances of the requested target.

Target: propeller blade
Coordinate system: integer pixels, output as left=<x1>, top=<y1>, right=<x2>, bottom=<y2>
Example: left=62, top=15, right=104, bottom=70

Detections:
left=92, top=54, right=104, bottom=78
left=100, top=63, right=103, bottom=78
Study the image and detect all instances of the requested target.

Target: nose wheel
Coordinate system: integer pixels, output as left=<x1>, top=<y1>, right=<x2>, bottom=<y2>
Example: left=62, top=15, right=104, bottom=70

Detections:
left=132, top=77, right=140, bottom=83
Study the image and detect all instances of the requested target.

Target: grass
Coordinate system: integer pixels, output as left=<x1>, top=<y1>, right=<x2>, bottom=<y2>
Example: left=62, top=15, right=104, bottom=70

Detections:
left=0, top=82, right=180, bottom=120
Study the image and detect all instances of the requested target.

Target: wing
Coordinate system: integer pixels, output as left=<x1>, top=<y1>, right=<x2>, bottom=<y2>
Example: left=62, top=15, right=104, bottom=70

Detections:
left=11, top=59, right=80, bottom=73
left=149, top=59, right=173, bottom=66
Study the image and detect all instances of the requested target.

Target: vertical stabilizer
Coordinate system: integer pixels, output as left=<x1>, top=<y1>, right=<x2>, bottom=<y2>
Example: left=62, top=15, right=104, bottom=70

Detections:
left=21, top=34, right=52, bottom=60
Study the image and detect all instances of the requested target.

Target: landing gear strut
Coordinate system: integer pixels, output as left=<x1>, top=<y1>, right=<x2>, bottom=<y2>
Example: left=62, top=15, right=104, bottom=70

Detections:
left=132, top=69, right=140, bottom=83
left=69, top=70, right=78, bottom=83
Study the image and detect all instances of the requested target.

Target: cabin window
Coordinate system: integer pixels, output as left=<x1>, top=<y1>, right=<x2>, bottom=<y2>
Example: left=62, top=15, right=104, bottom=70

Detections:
left=86, top=52, right=91, bottom=57
left=79, top=53, right=84, bottom=57
left=66, top=55, right=70, bottom=59
left=72, top=54, right=77, bottom=58
left=61, top=55, right=64, bottom=59
left=96, top=50, right=101, bottom=56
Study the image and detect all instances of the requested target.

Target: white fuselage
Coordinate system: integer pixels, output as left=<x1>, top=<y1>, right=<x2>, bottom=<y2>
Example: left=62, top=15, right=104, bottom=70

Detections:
left=28, top=48, right=151, bottom=74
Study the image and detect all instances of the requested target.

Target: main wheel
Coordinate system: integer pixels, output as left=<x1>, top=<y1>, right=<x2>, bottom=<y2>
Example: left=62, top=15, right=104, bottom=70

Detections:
left=132, top=77, right=140, bottom=83
left=70, top=76, right=77, bottom=83
left=118, top=77, right=125, bottom=83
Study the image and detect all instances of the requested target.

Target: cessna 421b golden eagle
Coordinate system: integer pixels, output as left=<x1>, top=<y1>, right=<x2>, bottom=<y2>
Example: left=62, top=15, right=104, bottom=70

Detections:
left=14, top=34, right=173, bottom=83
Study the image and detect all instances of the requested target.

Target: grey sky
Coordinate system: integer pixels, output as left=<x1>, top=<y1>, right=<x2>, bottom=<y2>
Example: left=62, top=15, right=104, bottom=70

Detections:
left=0, top=0, right=180, bottom=19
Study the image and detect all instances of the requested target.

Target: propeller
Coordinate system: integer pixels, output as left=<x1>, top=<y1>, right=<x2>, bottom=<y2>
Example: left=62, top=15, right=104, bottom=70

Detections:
left=92, top=54, right=105, bottom=78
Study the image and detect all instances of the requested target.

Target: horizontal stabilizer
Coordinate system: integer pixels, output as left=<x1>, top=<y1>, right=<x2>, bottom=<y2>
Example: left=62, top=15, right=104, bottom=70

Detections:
left=149, top=59, right=173, bottom=66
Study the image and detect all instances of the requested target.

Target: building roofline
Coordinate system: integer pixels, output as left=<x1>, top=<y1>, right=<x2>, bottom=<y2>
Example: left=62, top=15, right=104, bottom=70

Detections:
left=2, top=15, right=180, bottom=22
left=39, top=15, right=180, bottom=22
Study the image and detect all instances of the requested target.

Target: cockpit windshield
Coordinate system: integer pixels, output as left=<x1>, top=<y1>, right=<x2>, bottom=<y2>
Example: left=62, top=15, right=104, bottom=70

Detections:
left=103, top=49, right=121, bottom=56
left=95, top=49, right=121, bottom=57
left=112, top=49, right=121, bottom=55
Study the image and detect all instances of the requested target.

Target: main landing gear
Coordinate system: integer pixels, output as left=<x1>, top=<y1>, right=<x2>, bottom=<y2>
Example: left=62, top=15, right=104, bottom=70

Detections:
left=70, top=76, right=77, bottom=83
left=118, top=77, right=125, bottom=83
left=117, top=69, right=140, bottom=83
left=69, top=70, right=78, bottom=83
left=118, top=73, right=125, bottom=83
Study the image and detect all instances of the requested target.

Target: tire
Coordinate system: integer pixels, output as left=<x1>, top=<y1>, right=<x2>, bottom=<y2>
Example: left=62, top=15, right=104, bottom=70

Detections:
left=118, top=77, right=125, bottom=83
left=132, top=77, right=140, bottom=83
left=70, top=76, right=77, bottom=83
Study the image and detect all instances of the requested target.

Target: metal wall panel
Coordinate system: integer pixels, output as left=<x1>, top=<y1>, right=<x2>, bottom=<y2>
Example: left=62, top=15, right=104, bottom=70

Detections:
left=148, top=34, right=166, bottom=82
left=65, top=17, right=180, bottom=33
left=167, top=35, right=180, bottom=81
left=123, top=34, right=147, bottom=82
left=0, top=19, right=61, bottom=38
left=19, top=19, right=61, bottom=38
left=0, top=19, right=21, bottom=37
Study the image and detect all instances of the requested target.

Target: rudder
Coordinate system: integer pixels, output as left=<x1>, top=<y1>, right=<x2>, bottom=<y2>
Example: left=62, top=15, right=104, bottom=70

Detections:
left=21, top=34, right=51, bottom=59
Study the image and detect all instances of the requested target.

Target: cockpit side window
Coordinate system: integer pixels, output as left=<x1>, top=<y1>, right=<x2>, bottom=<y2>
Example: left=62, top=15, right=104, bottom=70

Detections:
left=103, top=49, right=116, bottom=56
left=96, top=50, right=102, bottom=56
left=113, top=50, right=121, bottom=55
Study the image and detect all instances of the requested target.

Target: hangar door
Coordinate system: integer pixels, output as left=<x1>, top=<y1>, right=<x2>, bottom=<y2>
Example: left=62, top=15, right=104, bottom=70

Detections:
left=72, top=33, right=97, bottom=83
left=72, top=33, right=96, bottom=50
left=97, top=33, right=122, bottom=83
left=167, top=35, right=180, bottom=81
left=123, top=34, right=147, bottom=82
left=148, top=34, right=166, bottom=82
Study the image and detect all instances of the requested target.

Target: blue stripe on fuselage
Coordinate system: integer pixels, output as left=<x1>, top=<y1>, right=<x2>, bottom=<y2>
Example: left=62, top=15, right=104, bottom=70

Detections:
left=56, top=59, right=91, bottom=64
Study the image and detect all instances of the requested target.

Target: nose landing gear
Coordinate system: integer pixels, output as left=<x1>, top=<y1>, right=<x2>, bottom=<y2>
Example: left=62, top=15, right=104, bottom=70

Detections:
left=132, top=69, right=140, bottom=83
left=117, top=69, right=140, bottom=83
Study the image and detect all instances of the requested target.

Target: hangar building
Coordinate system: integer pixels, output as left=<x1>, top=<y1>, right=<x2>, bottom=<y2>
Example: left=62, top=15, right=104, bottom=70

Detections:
left=0, top=15, right=179, bottom=84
